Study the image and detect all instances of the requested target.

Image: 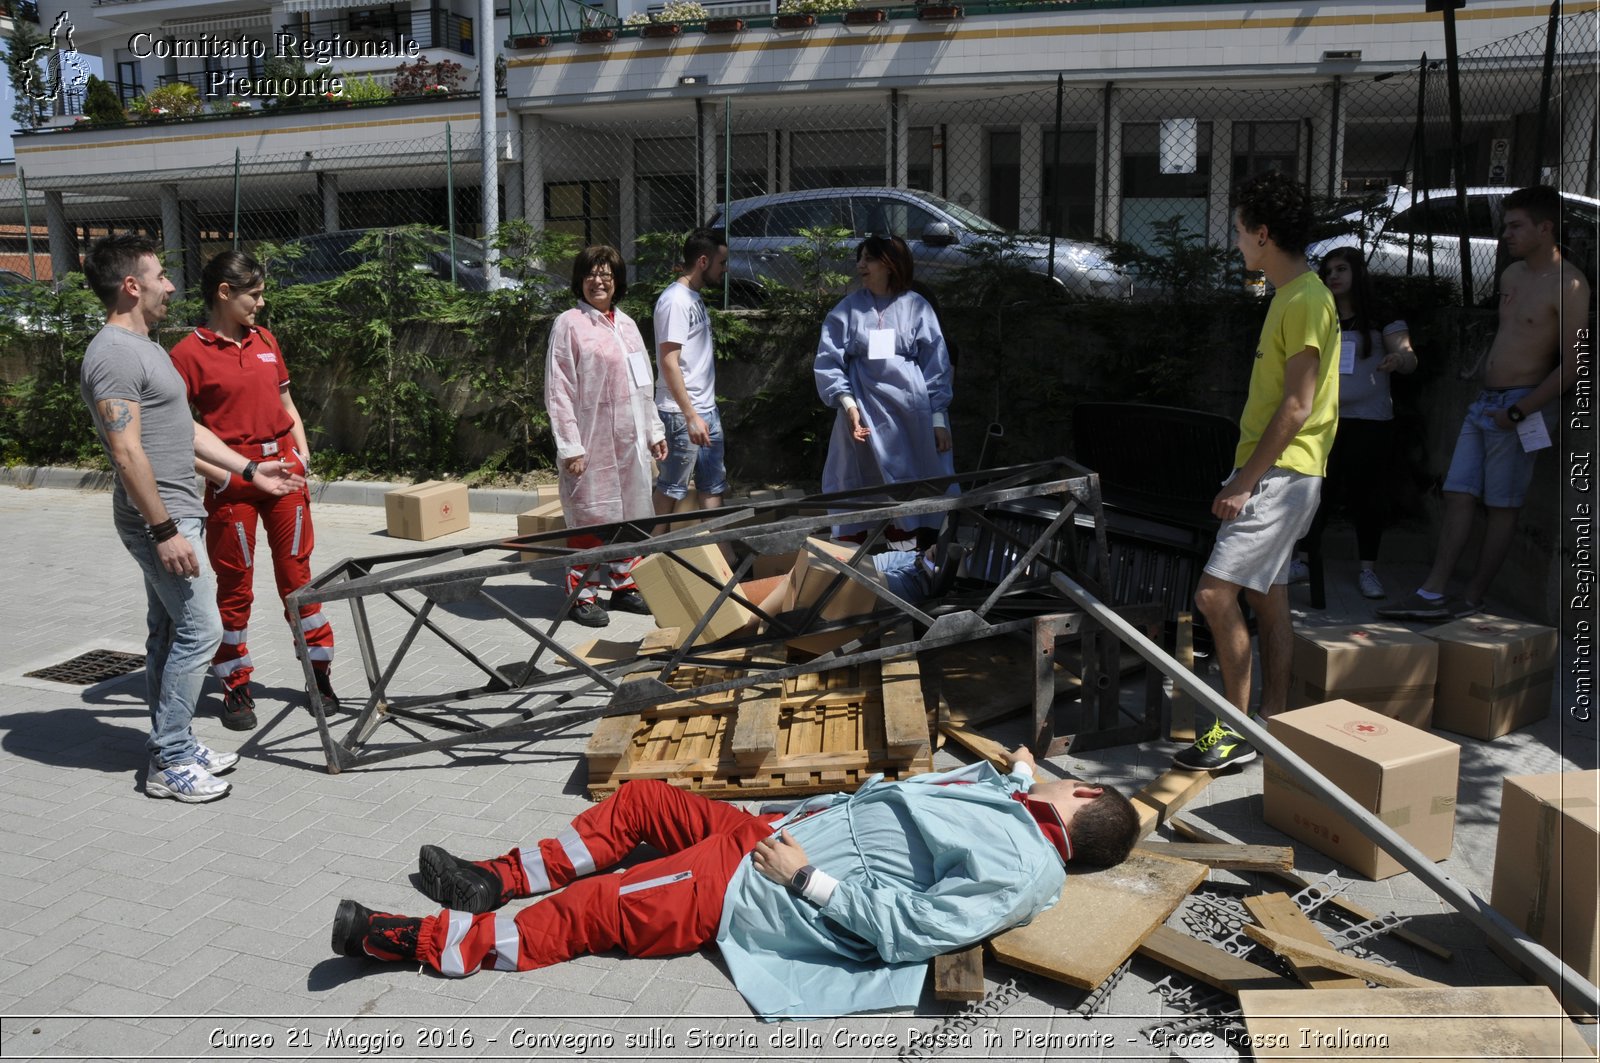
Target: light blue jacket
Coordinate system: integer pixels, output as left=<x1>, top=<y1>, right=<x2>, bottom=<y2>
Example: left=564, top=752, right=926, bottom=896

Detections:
left=716, top=762, right=1065, bottom=1021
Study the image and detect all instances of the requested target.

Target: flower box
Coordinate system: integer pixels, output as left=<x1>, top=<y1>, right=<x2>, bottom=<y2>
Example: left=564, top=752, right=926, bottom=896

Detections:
left=704, top=16, right=745, bottom=32
left=773, top=12, right=817, bottom=28
left=916, top=3, right=963, bottom=18
left=577, top=27, right=616, bottom=42
left=843, top=8, right=887, bottom=23
left=640, top=21, right=682, bottom=37
left=510, top=34, right=551, bottom=48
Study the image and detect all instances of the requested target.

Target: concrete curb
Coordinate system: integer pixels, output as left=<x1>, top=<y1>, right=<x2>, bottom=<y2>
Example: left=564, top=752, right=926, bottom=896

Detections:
left=0, top=464, right=550, bottom=515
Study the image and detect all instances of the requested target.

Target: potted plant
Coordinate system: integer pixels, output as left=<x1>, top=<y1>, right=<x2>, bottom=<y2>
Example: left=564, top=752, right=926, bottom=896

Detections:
left=510, top=33, right=551, bottom=47
left=916, top=1, right=963, bottom=18
left=578, top=26, right=616, bottom=42
left=641, top=21, right=682, bottom=37
left=776, top=0, right=855, bottom=25
left=843, top=6, right=886, bottom=23
left=704, top=16, right=745, bottom=32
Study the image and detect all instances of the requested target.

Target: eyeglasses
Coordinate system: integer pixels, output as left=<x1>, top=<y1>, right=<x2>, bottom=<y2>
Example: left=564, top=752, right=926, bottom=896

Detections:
left=584, top=271, right=615, bottom=283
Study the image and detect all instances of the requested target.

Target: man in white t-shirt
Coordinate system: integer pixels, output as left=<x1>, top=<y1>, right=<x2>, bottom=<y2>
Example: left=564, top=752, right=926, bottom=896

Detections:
left=653, top=230, right=730, bottom=523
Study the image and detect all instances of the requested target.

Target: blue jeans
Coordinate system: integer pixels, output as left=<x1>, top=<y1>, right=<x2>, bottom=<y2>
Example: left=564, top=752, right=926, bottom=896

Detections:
left=1442, top=387, right=1541, bottom=508
left=872, top=549, right=933, bottom=603
left=115, top=515, right=223, bottom=767
left=655, top=405, right=728, bottom=500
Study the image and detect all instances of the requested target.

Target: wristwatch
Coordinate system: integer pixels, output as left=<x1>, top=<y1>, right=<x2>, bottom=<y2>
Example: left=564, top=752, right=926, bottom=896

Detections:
left=241, top=459, right=259, bottom=482
left=1506, top=405, right=1526, bottom=424
left=789, top=864, right=816, bottom=895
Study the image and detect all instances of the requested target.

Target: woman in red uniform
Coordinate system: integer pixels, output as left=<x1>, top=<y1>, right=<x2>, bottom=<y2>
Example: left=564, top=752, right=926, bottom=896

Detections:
left=169, top=251, right=336, bottom=731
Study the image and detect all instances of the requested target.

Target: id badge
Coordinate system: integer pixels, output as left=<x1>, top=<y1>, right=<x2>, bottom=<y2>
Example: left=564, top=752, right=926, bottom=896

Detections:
left=1516, top=412, right=1551, bottom=452
left=867, top=329, right=896, bottom=361
left=1338, top=335, right=1355, bottom=375
left=626, top=349, right=652, bottom=389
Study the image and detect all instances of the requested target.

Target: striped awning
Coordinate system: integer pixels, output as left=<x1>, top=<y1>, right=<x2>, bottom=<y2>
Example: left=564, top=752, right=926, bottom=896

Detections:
left=160, top=10, right=273, bottom=35
left=280, top=0, right=389, bottom=12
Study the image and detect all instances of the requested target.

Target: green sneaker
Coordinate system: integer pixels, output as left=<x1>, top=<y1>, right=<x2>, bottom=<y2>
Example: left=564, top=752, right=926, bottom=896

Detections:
left=1173, top=718, right=1258, bottom=772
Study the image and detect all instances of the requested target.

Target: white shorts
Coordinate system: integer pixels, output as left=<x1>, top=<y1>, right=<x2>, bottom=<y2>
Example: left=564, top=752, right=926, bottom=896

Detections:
left=1203, top=468, right=1322, bottom=595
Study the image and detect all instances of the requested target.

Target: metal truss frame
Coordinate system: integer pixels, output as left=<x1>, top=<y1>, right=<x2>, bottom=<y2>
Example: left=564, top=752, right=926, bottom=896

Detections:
left=288, top=459, right=1167, bottom=773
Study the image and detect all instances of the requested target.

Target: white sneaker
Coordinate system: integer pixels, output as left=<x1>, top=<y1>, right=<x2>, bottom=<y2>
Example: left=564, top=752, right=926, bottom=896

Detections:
left=1358, top=569, right=1385, bottom=599
left=1288, top=558, right=1310, bottom=584
left=194, top=743, right=239, bottom=775
left=147, top=759, right=230, bottom=803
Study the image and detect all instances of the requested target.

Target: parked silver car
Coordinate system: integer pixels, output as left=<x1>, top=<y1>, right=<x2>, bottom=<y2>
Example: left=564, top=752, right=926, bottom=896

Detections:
left=705, top=187, right=1132, bottom=302
left=1307, top=185, right=1599, bottom=303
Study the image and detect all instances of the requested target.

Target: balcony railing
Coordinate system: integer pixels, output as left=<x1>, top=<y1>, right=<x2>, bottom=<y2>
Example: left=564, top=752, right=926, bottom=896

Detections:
left=281, top=7, right=475, bottom=58
left=158, top=67, right=261, bottom=96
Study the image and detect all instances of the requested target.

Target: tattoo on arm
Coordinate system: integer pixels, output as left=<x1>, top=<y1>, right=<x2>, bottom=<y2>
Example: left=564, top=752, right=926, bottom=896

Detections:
left=98, top=399, right=134, bottom=433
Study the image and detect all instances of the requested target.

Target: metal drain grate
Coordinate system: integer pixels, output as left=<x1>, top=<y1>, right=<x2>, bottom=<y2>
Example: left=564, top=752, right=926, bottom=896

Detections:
left=26, top=649, right=146, bottom=685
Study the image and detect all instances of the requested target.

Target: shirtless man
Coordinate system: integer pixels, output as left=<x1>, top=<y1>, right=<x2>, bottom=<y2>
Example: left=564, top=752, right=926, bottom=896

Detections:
left=1380, top=185, right=1591, bottom=621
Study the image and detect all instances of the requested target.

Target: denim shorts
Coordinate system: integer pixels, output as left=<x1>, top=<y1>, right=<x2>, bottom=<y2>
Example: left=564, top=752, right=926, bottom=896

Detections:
left=1442, top=387, right=1540, bottom=508
left=656, top=404, right=727, bottom=500
left=1204, top=468, right=1323, bottom=594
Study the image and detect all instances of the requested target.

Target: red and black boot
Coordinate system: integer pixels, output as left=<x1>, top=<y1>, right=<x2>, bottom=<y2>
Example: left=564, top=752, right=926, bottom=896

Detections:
left=332, top=900, right=422, bottom=962
left=417, top=845, right=509, bottom=914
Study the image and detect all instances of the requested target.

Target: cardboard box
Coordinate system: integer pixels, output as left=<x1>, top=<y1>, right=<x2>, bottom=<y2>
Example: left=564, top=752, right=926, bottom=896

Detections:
left=1289, top=623, right=1439, bottom=728
left=384, top=481, right=470, bottom=541
left=1264, top=700, right=1459, bottom=880
left=749, top=551, right=800, bottom=580
left=1423, top=615, right=1557, bottom=739
left=785, top=537, right=886, bottom=622
left=1490, top=771, right=1599, bottom=1013
left=515, top=499, right=567, bottom=561
left=630, top=543, right=753, bottom=647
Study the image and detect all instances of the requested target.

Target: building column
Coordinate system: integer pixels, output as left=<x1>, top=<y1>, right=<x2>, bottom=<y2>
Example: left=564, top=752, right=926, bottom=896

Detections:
left=619, top=139, right=637, bottom=260
left=698, top=99, right=719, bottom=227
left=764, top=130, right=779, bottom=195
left=1326, top=78, right=1346, bottom=200
left=1101, top=85, right=1122, bottom=241
left=321, top=172, right=340, bottom=233
left=776, top=129, right=791, bottom=193
left=521, top=114, right=544, bottom=231
left=886, top=90, right=908, bottom=187
left=945, top=123, right=984, bottom=216
left=45, top=190, right=78, bottom=282
left=159, top=184, right=184, bottom=293
left=1310, top=84, right=1335, bottom=202
left=504, top=114, right=525, bottom=221
left=1019, top=122, right=1043, bottom=231
left=1209, top=119, right=1233, bottom=248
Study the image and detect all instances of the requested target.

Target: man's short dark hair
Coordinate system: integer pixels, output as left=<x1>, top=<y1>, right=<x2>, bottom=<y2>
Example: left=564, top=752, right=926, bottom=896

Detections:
left=570, top=244, right=628, bottom=304
left=84, top=234, right=161, bottom=309
left=1235, top=171, right=1315, bottom=255
left=1069, top=786, right=1139, bottom=868
left=1503, top=185, right=1560, bottom=231
left=682, top=228, right=726, bottom=270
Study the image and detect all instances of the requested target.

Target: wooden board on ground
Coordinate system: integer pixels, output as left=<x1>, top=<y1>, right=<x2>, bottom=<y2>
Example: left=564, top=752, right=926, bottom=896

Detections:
left=1241, top=924, right=1444, bottom=988
left=1242, top=892, right=1365, bottom=990
left=1239, top=986, right=1596, bottom=1061
left=932, top=946, right=986, bottom=1002
left=989, top=847, right=1207, bottom=989
left=1137, top=926, right=1299, bottom=995
left=1169, top=816, right=1453, bottom=962
left=1132, top=769, right=1214, bottom=839
left=938, top=721, right=1013, bottom=772
left=585, top=650, right=932, bottom=799
left=1137, top=841, right=1295, bottom=872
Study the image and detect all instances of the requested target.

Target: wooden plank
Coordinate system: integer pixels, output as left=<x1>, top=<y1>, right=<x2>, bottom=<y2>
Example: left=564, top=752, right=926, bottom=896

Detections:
left=1239, top=986, right=1595, bottom=1062
left=938, top=722, right=1013, bottom=772
left=1168, top=817, right=1454, bottom=962
left=932, top=947, right=986, bottom=1002
left=729, top=694, right=781, bottom=767
left=880, top=652, right=930, bottom=758
left=928, top=636, right=1076, bottom=728
left=586, top=712, right=640, bottom=772
left=1137, top=841, right=1295, bottom=872
left=1242, top=893, right=1366, bottom=990
left=1136, top=926, right=1298, bottom=995
left=989, top=848, right=1207, bottom=989
left=638, top=627, right=680, bottom=654
left=1167, top=612, right=1197, bottom=742
left=1241, top=924, right=1445, bottom=988
left=1131, top=769, right=1214, bottom=840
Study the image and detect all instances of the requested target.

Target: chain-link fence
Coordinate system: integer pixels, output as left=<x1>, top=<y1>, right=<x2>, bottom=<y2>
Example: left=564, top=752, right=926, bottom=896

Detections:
left=1, top=12, right=1592, bottom=299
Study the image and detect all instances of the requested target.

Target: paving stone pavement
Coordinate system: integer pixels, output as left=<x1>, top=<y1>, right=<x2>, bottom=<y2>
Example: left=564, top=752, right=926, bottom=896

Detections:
left=0, top=482, right=1594, bottom=1062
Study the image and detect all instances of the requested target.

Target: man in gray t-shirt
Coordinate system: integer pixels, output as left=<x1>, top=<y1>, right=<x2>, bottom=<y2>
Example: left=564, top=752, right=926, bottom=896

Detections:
left=79, top=236, right=302, bottom=803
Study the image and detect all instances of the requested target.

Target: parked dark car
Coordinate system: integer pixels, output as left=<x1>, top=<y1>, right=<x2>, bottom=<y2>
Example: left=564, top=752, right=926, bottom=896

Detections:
left=272, top=228, right=562, bottom=294
left=705, top=187, right=1133, bottom=303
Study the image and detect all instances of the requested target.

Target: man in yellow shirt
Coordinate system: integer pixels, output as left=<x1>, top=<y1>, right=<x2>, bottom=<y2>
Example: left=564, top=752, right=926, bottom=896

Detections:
left=1175, top=172, right=1341, bottom=772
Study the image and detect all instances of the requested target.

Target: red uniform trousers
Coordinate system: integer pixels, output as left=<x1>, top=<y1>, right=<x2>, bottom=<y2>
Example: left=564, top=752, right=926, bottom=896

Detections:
left=205, top=436, right=334, bottom=690
left=564, top=532, right=640, bottom=603
left=413, top=780, right=779, bottom=977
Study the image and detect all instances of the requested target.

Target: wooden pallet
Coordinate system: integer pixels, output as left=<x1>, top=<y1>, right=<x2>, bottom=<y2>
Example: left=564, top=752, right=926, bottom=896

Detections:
left=585, top=650, right=933, bottom=799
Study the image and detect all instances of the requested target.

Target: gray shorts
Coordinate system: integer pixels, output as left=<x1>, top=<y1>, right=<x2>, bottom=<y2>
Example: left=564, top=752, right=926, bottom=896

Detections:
left=1203, top=468, right=1322, bottom=595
